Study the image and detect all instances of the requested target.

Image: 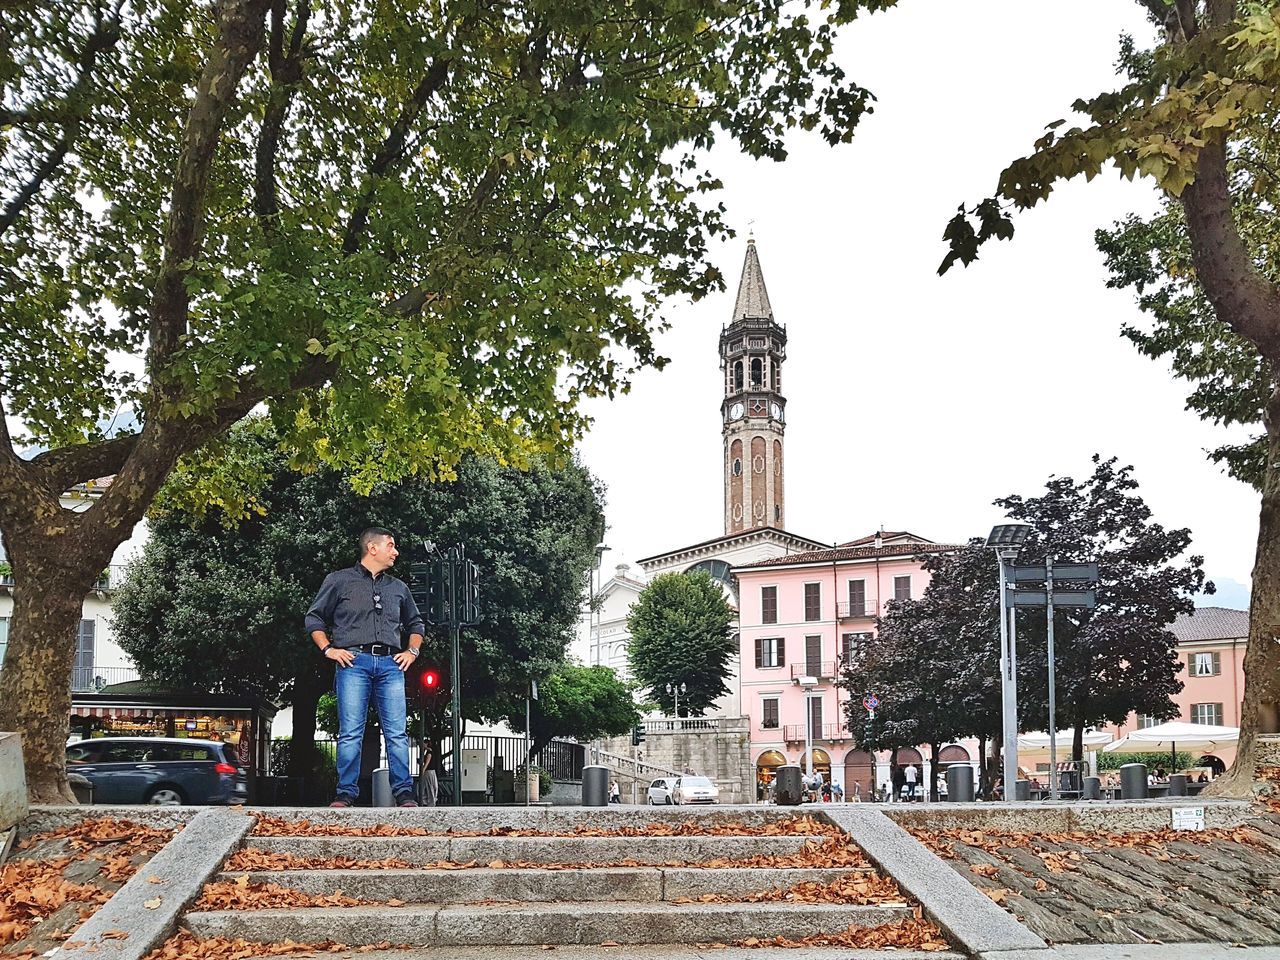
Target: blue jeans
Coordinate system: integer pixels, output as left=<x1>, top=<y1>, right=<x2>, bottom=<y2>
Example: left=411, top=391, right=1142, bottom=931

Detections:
left=334, top=652, right=412, bottom=801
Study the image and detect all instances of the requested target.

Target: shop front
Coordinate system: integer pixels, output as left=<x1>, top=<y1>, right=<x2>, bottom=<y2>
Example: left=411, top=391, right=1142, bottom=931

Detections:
left=70, top=684, right=276, bottom=801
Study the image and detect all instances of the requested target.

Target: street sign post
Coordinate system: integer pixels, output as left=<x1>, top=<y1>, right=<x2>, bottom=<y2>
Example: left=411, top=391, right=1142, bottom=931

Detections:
left=863, top=694, right=880, bottom=721
left=1003, top=558, right=1099, bottom=801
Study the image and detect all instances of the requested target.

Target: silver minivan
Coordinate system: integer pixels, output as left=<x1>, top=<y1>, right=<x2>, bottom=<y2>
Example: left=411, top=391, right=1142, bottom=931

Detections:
left=646, top=776, right=676, bottom=805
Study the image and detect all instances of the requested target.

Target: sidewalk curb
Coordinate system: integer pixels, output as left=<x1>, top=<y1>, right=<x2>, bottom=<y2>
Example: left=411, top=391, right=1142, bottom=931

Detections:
left=58, top=807, right=253, bottom=960
left=822, top=807, right=1048, bottom=958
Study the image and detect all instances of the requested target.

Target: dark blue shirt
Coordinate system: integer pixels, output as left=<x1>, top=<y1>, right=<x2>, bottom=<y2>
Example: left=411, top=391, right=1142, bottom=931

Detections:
left=304, top=564, right=425, bottom=650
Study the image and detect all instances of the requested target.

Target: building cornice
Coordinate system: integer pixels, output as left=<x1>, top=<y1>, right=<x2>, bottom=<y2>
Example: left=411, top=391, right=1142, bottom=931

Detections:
left=637, top=526, right=828, bottom=569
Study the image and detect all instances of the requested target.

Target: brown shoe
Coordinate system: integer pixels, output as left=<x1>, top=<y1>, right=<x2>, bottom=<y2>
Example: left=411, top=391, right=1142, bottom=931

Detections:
left=329, top=797, right=353, bottom=808
left=396, top=796, right=419, bottom=808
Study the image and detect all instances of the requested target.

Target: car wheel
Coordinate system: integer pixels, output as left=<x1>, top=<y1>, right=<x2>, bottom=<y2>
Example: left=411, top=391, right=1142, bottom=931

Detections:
left=146, top=785, right=185, bottom=806
left=668, top=795, right=676, bottom=805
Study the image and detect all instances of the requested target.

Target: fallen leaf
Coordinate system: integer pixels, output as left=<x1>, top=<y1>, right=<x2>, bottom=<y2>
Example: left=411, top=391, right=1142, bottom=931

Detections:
left=144, top=897, right=163, bottom=909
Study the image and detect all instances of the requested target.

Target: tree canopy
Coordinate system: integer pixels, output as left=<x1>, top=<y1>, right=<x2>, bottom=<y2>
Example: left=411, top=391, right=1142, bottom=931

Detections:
left=626, top=570, right=736, bottom=717
left=0, top=0, right=885, bottom=800
left=504, top=663, right=638, bottom=756
left=112, top=424, right=605, bottom=777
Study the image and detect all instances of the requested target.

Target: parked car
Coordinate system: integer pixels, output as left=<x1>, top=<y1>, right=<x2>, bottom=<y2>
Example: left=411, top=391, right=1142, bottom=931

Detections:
left=646, top=776, right=677, bottom=805
left=66, top=737, right=247, bottom=806
left=671, top=775, right=720, bottom=805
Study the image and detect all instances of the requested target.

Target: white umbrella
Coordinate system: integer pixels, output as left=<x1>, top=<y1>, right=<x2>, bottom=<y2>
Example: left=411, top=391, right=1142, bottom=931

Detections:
left=1103, top=721, right=1238, bottom=770
left=1018, top=729, right=1115, bottom=750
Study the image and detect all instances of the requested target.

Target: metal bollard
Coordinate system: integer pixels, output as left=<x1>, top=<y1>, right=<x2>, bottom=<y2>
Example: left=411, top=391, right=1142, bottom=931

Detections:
left=372, top=767, right=393, bottom=807
left=1120, top=762, right=1148, bottom=799
left=1082, top=776, right=1101, bottom=800
left=1014, top=779, right=1030, bottom=801
left=945, top=765, right=974, bottom=802
left=581, top=765, right=609, bottom=806
left=774, top=765, right=803, bottom=806
left=1168, top=773, right=1188, bottom=796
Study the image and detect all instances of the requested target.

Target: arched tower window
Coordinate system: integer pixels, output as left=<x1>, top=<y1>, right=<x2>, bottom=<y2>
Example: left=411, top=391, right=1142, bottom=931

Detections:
left=733, top=361, right=744, bottom=391
left=750, top=357, right=763, bottom=388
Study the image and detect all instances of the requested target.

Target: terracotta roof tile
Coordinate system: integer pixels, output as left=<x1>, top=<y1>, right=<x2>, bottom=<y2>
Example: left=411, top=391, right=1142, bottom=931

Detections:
left=1170, top=606, right=1249, bottom=643
left=735, top=542, right=965, bottom=569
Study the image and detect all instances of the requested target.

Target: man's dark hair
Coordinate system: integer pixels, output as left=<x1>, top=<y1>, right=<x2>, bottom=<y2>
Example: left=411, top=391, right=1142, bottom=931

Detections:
left=359, top=527, right=395, bottom=556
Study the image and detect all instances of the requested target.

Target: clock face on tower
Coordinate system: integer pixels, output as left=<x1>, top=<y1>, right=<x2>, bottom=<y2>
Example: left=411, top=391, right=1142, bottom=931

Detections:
left=729, top=402, right=744, bottom=420
left=749, top=398, right=766, bottom=417
left=770, top=401, right=783, bottom=421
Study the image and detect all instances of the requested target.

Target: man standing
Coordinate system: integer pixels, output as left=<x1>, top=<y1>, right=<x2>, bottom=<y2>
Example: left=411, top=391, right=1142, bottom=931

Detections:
left=419, top=747, right=439, bottom=807
left=903, top=763, right=918, bottom=802
left=306, top=527, right=426, bottom=808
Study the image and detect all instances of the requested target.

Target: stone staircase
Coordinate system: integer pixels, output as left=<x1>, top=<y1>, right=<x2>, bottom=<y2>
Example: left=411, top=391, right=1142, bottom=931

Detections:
left=179, top=807, right=953, bottom=955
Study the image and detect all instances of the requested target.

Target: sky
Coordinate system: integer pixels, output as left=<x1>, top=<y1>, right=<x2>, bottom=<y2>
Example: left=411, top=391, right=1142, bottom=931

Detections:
left=573, top=0, right=1257, bottom=609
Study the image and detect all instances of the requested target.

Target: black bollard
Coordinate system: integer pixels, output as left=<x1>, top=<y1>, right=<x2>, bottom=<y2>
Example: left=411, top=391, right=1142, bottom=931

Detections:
left=1120, top=762, right=1148, bottom=799
left=582, top=765, right=609, bottom=806
left=774, top=765, right=804, bottom=806
left=1168, top=773, right=1188, bottom=797
left=1082, top=776, right=1101, bottom=800
left=945, top=765, right=975, bottom=802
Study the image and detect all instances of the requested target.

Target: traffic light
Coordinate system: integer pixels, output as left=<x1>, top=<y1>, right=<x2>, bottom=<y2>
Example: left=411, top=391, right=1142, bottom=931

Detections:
left=631, top=722, right=646, bottom=746
left=461, top=559, right=481, bottom=625
left=417, top=664, right=444, bottom=702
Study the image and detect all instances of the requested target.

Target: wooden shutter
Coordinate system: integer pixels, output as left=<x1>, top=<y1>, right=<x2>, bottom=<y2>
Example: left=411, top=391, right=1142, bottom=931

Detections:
left=754, top=637, right=763, bottom=669
left=777, top=637, right=786, bottom=665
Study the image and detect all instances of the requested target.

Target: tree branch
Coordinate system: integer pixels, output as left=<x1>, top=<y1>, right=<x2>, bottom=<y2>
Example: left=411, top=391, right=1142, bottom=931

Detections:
left=254, top=0, right=311, bottom=229
left=341, top=57, right=454, bottom=255
left=26, top=433, right=140, bottom=497
left=1181, top=137, right=1280, bottom=361
left=0, top=5, right=122, bottom=239
left=148, top=0, right=271, bottom=382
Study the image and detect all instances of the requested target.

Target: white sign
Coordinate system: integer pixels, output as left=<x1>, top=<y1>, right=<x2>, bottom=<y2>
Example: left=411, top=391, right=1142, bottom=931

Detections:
left=1171, top=806, right=1205, bottom=832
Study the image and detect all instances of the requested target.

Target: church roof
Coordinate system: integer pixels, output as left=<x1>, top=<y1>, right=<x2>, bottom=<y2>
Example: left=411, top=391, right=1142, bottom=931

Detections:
left=732, top=238, right=774, bottom=322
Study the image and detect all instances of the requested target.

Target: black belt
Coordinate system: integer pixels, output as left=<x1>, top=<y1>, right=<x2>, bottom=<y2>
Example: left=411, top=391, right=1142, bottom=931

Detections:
left=352, top=643, right=399, bottom=656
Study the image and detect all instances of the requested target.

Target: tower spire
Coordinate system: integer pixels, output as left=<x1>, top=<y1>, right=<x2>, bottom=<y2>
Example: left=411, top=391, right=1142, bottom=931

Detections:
left=732, top=237, right=774, bottom=323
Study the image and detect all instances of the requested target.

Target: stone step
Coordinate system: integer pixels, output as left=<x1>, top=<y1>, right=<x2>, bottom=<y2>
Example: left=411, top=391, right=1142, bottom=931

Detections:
left=217, top=866, right=878, bottom=903
left=243, top=947, right=962, bottom=960
left=244, top=833, right=827, bottom=864
left=255, top=807, right=809, bottom=833
left=185, top=901, right=914, bottom=946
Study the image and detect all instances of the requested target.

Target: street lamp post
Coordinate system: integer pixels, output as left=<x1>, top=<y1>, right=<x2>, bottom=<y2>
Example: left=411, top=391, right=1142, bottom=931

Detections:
left=666, top=681, right=686, bottom=718
left=590, top=544, right=610, bottom=667
left=986, top=523, right=1032, bottom=802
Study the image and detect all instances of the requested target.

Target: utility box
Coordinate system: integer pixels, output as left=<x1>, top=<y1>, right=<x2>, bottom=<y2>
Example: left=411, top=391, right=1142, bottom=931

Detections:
left=461, top=748, right=488, bottom=804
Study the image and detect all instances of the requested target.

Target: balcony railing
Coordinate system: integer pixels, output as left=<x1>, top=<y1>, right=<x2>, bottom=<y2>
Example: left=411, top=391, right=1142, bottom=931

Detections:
left=71, top=665, right=140, bottom=692
left=783, top=723, right=851, bottom=743
left=0, top=564, right=128, bottom=594
left=837, top=601, right=877, bottom=619
left=790, top=662, right=837, bottom=681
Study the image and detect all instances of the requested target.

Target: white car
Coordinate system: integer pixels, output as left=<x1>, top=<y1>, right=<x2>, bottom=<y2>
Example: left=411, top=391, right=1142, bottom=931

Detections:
left=647, top=777, right=677, bottom=805
left=672, top=775, right=720, bottom=805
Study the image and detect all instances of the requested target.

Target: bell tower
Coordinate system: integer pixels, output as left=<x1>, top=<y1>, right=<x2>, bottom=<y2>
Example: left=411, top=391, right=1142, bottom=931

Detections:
left=721, top=238, right=786, bottom=534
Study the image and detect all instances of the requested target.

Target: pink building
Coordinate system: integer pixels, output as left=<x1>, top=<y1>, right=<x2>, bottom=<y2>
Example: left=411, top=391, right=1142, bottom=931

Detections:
left=733, top=531, right=970, bottom=800
left=1106, top=606, right=1248, bottom=772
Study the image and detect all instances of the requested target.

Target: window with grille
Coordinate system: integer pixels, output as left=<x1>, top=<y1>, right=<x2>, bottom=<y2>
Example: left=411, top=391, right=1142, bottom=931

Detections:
left=762, top=698, right=779, bottom=729
left=847, top=579, right=866, bottom=616
left=804, top=583, right=821, bottom=621
left=761, top=586, right=778, bottom=624
left=754, top=637, right=785, bottom=668
left=1190, top=651, right=1221, bottom=677
left=893, top=576, right=911, bottom=602
left=1191, top=703, right=1224, bottom=725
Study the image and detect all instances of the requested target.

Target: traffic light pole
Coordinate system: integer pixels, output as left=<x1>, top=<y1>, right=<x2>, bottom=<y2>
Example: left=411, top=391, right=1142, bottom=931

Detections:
left=448, top=553, right=463, bottom=807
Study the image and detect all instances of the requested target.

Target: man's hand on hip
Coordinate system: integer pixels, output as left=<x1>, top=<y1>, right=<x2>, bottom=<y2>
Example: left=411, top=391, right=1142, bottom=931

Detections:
left=327, top=647, right=356, bottom=668
left=394, top=650, right=416, bottom=672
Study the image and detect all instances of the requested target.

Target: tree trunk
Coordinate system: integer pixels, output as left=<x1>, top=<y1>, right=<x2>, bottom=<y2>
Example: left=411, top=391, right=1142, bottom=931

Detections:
left=0, top=546, right=110, bottom=803
left=287, top=667, right=326, bottom=781
left=1072, top=718, right=1085, bottom=764
left=1210, top=381, right=1280, bottom=798
left=928, top=741, right=941, bottom=802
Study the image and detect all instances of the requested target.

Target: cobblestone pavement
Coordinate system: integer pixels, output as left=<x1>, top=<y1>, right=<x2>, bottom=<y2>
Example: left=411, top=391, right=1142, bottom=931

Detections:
left=907, top=805, right=1280, bottom=946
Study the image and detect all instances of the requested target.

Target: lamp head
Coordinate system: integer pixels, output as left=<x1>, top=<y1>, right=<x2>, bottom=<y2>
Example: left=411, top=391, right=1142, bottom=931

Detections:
left=985, top=523, right=1032, bottom=549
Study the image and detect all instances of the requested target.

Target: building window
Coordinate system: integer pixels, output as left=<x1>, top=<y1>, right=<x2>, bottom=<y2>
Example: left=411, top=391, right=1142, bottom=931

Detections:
left=803, top=583, right=821, bottom=621
left=1191, top=703, right=1224, bottom=726
left=893, top=576, right=911, bottom=602
left=734, top=361, right=743, bottom=391
left=732, top=458, right=742, bottom=476
left=761, top=586, right=778, bottom=625
left=1190, top=651, right=1221, bottom=677
left=805, top=635, right=822, bottom=676
left=847, top=579, right=866, bottom=616
left=0, top=616, right=7, bottom=667
left=1137, top=715, right=1158, bottom=729
left=843, top=632, right=872, bottom=663
left=762, top=698, right=779, bottom=729
left=754, top=637, right=785, bottom=669
left=750, top=357, right=763, bottom=388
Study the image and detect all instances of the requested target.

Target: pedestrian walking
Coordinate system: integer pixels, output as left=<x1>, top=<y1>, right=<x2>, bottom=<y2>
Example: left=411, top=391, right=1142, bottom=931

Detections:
left=904, top=764, right=918, bottom=802
left=419, top=747, right=439, bottom=807
left=306, top=527, right=426, bottom=808
left=831, top=781, right=843, bottom=803
left=609, top=779, right=621, bottom=804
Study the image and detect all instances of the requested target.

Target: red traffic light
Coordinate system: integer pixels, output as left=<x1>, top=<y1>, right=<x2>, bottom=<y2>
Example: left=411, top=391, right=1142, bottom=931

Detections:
left=421, top=670, right=439, bottom=690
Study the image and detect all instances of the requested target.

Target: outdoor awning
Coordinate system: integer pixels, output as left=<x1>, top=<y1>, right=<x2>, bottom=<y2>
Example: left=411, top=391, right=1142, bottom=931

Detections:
left=1018, top=730, right=1115, bottom=750
left=1103, top=721, right=1239, bottom=753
